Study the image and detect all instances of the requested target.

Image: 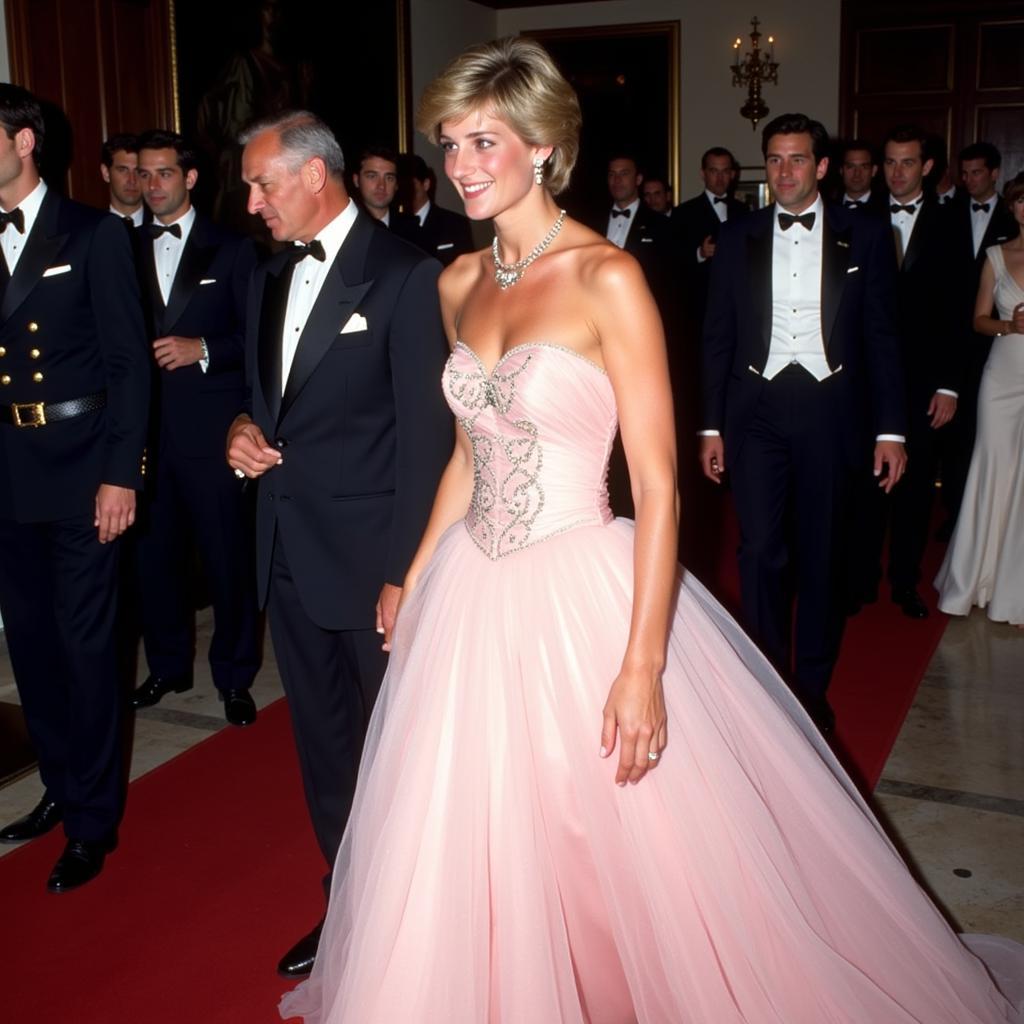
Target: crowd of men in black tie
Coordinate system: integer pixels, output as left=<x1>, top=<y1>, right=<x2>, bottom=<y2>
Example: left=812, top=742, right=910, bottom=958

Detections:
left=0, top=86, right=459, bottom=923
left=597, top=123, right=1018, bottom=738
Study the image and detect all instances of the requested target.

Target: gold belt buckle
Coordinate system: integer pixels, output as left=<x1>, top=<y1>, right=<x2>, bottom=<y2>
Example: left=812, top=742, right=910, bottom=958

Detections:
left=12, top=401, right=46, bottom=427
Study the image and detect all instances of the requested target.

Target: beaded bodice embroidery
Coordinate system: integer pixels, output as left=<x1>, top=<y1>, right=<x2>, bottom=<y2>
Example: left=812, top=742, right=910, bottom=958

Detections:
left=443, top=342, right=618, bottom=560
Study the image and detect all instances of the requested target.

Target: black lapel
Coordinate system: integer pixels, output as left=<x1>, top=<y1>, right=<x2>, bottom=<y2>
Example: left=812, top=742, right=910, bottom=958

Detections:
left=900, top=202, right=932, bottom=274
left=746, top=206, right=774, bottom=360
left=0, top=189, right=69, bottom=324
left=278, top=212, right=375, bottom=424
left=256, top=253, right=294, bottom=424
left=821, top=206, right=852, bottom=352
left=143, top=239, right=166, bottom=335
left=162, top=216, right=217, bottom=332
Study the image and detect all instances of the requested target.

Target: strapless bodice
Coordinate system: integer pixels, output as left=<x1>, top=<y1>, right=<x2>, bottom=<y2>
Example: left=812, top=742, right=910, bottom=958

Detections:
left=443, top=342, right=618, bottom=559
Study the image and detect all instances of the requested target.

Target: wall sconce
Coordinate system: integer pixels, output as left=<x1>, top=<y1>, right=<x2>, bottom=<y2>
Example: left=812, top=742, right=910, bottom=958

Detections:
left=731, top=16, right=779, bottom=130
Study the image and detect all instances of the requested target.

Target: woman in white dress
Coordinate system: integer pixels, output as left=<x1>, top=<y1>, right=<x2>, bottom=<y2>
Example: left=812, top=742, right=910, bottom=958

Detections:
left=936, top=172, right=1024, bottom=626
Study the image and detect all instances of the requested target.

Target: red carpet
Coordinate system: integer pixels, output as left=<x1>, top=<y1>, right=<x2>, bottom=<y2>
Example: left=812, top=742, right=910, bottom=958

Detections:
left=1, top=509, right=948, bottom=1023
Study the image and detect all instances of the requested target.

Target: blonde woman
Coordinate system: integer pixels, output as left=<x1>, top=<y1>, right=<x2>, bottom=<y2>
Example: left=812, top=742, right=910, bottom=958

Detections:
left=281, top=38, right=1023, bottom=1023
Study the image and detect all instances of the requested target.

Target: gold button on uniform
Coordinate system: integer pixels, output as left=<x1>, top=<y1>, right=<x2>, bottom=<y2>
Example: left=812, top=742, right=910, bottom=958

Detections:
left=27, top=322, right=39, bottom=333
left=1, top=375, right=10, bottom=386
left=32, top=371, right=43, bottom=383
left=30, top=348, right=40, bottom=359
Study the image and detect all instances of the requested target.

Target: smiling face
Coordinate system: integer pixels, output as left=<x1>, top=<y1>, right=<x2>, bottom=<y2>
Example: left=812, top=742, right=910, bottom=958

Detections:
left=439, top=107, right=546, bottom=222
left=764, top=131, right=827, bottom=214
left=138, top=147, right=196, bottom=221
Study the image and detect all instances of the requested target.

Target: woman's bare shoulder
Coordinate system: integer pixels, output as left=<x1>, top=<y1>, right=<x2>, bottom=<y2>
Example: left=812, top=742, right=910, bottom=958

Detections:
left=439, top=249, right=488, bottom=309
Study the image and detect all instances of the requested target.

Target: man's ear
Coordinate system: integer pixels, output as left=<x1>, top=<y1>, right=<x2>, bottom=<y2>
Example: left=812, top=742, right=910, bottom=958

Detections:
left=303, top=156, right=328, bottom=194
left=100, top=164, right=111, bottom=184
left=185, top=168, right=199, bottom=191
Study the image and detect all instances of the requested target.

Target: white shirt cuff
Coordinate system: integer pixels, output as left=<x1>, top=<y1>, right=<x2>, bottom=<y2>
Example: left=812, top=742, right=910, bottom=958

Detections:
left=936, top=389, right=958, bottom=398
left=876, top=434, right=905, bottom=443
left=698, top=430, right=721, bottom=437
left=199, top=337, right=210, bottom=374
left=696, top=247, right=707, bottom=264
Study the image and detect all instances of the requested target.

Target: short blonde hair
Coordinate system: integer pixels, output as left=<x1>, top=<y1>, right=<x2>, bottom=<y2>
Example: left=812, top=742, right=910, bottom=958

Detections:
left=417, top=36, right=581, bottom=195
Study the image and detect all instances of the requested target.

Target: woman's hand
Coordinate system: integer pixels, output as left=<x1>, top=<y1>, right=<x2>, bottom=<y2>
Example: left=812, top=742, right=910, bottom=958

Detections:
left=600, top=666, right=668, bottom=786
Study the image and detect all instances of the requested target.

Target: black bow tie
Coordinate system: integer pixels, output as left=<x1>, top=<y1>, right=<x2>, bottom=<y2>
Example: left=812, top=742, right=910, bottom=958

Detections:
left=0, top=208, right=25, bottom=234
left=890, top=202, right=919, bottom=215
left=147, top=222, right=182, bottom=239
left=712, top=195, right=727, bottom=205
left=844, top=200, right=862, bottom=208
left=610, top=207, right=631, bottom=219
left=972, top=202, right=991, bottom=213
left=288, top=239, right=326, bottom=263
left=778, top=211, right=815, bottom=231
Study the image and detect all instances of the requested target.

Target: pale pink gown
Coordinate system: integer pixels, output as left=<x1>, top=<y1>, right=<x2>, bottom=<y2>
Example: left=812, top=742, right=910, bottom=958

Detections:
left=280, top=342, right=1023, bottom=1023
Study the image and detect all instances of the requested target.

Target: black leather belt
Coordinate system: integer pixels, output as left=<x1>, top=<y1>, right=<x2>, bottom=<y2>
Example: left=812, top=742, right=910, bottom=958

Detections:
left=0, top=391, right=107, bottom=428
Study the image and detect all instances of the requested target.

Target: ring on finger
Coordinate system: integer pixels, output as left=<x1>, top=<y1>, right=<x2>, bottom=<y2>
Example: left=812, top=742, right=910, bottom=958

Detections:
left=647, top=751, right=660, bottom=762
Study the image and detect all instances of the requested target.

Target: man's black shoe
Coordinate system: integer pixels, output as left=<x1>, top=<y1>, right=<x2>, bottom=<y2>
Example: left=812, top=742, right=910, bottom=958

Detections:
left=278, top=921, right=323, bottom=978
left=130, top=672, right=194, bottom=709
left=46, top=836, right=116, bottom=893
left=0, top=797, right=62, bottom=843
left=893, top=587, right=929, bottom=619
left=221, top=689, right=257, bottom=727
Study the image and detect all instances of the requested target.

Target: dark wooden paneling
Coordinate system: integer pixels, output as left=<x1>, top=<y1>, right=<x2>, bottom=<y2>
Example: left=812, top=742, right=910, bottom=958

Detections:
left=4, top=0, right=175, bottom=205
left=841, top=1, right=1024, bottom=172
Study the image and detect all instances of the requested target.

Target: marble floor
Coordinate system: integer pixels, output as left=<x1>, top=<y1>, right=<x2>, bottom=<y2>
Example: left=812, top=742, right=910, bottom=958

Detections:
left=1, top=608, right=1022, bottom=943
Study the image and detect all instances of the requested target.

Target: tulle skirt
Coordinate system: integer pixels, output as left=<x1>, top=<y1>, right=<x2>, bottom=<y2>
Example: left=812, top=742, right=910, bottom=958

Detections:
left=281, top=519, right=1023, bottom=1023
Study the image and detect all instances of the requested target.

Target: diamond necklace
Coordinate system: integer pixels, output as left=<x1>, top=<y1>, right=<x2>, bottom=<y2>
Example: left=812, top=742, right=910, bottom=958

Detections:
left=491, top=209, right=567, bottom=290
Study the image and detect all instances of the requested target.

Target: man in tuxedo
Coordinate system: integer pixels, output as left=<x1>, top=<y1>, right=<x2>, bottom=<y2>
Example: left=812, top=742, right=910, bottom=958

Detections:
left=838, top=140, right=884, bottom=213
left=352, top=145, right=413, bottom=233
left=0, top=86, right=149, bottom=888
left=859, top=126, right=966, bottom=618
left=700, top=113, right=906, bottom=732
left=603, top=153, right=672, bottom=291
left=393, top=153, right=474, bottom=266
left=939, top=141, right=1020, bottom=535
left=672, top=147, right=748, bottom=328
left=227, top=111, right=450, bottom=976
left=127, top=130, right=260, bottom=725
left=100, top=133, right=145, bottom=227
left=641, top=175, right=673, bottom=216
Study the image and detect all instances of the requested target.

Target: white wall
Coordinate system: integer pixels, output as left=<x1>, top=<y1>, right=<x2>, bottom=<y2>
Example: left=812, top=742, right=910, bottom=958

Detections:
left=410, top=0, right=841, bottom=200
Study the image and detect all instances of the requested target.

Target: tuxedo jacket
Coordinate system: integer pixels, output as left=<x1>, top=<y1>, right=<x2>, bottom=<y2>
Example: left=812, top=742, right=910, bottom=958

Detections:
left=672, top=192, right=748, bottom=320
left=702, top=202, right=905, bottom=462
left=141, top=213, right=256, bottom=458
left=892, top=200, right=970, bottom=403
left=246, top=211, right=452, bottom=630
left=396, top=203, right=475, bottom=267
left=0, top=190, right=149, bottom=522
left=952, top=193, right=1020, bottom=293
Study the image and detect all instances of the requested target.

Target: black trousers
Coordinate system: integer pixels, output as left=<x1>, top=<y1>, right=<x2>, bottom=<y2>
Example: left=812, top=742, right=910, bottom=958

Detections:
left=136, top=440, right=260, bottom=691
left=730, top=366, right=850, bottom=701
left=267, top=532, right=388, bottom=892
left=0, top=514, right=124, bottom=840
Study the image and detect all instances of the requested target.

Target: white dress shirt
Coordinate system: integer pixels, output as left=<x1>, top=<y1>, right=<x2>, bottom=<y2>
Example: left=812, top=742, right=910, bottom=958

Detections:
left=937, top=186, right=957, bottom=205
left=379, top=210, right=391, bottom=229
left=281, top=200, right=359, bottom=393
left=764, top=196, right=832, bottom=382
left=700, top=196, right=904, bottom=441
left=112, top=205, right=145, bottom=228
left=842, top=193, right=870, bottom=208
left=970, top=194, right=997, bottom=257
left=414, top=200, right=431, bottom=227
left=888, top=192, right=923, bottom=266
left=605, top=198, right=638, bottom=249
left=152, top=205, right=196, bottom=304
left=1, top=179, right=47, bottom=274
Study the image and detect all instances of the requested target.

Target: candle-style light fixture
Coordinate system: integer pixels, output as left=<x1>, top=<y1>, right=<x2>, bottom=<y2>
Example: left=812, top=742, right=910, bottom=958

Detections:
left=730, top=16, right=779, bottom=130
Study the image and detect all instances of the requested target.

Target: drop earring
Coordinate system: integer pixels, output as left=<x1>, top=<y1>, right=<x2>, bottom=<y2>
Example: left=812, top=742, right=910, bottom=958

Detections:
left=533, top=157, right=545, bottom=186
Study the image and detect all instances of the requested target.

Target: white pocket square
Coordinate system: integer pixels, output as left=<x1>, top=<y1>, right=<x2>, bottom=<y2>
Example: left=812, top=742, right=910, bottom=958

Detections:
left=847, top=266, right=860, bottom=274
left=200, top=278, right=216, bottom=285
left=42, top=264, right=71, bottom=277
left=436, top=242, right=454, bottom=250
left=340, top=313, right=368, bottom=334
left=640, top=237, right=653, bottom=243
